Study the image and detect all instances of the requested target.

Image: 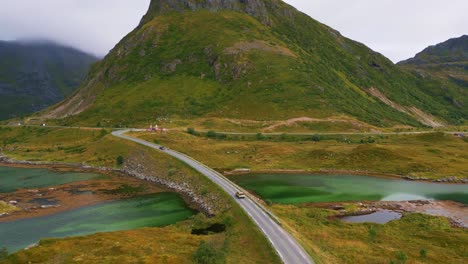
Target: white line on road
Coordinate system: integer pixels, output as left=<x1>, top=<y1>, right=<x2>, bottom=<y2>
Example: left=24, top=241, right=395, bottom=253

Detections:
left=112, top=129, right=314, bottom=264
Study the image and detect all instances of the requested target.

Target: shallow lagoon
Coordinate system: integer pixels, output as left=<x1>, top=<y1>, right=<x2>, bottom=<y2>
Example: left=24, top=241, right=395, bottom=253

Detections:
left=0, top=193, right=195, bottom=252
left=230, top=173, right=468, bottom=204
left=341, top=210, right=402, bottom=224
left=0, top=166, right=107, bottom=193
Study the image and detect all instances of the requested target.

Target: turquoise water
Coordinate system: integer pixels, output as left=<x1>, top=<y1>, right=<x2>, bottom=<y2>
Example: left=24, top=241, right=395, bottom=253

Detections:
left=0, top=166, right=107, bottom=193
left=230, top=174, right=468, bottom=204
left=0, top=193, right=195, bottom=252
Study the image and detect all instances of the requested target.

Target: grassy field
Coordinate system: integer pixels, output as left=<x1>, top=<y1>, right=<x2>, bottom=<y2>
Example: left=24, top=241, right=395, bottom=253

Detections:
left=146, top=117, right=384, bottom=134
left=132, top=130, right=468, bottom=180
left=4, top=226, right=205, bottom=264
left=3, top=202, right=280, bottom=264
left=272, top=204, right=468, bottom=264
left=0, top=126, right=280, bottom=264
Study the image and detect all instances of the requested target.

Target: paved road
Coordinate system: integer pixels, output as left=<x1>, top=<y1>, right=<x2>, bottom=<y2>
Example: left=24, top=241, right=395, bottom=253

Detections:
left=3, top=124, right=463, bottom=137
left=112, top=130, right=314, bottom=264
left=174, top=129, right=464, bottom=136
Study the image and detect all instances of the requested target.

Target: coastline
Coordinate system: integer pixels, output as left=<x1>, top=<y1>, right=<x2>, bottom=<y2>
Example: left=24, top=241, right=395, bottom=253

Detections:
left=0, top=155, right=211, bottom=220
left=321, top=200, right=468, bottom=229
left=223, top=168, right=468, bottom=184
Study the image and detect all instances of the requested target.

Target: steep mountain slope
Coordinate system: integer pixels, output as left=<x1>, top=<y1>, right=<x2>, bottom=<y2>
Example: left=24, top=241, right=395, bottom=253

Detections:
left=43, top=0, right=466, bottom=127
left=0, top=41, right=97, bottom=120
left=399, top=35, right=467, bottom=112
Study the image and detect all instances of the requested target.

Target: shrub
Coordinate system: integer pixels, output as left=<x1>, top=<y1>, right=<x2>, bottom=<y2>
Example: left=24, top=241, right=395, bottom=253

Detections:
left=187, top=128, right=197, bottom=135
left=311, top=134, right=321, bottom=142
left=0, top=247, right=8, bottom=260
left=193, top=241, right=225, bottom=264
left=256, top=133, right=265, bottom=140
left=420, top=249, right=428, bottom=258
left=116, top=155, right=124, bottom=166
left=368, top=226, right=377, bottom=241
left=206, top=131, right=217, bottom=138
left=395, top=251, right=408, bottom=263
left=99, top=129, right=109, bottom=137
left=222, top=215, right=234, bottom=227
left=216, top=133, right=227, bottom=140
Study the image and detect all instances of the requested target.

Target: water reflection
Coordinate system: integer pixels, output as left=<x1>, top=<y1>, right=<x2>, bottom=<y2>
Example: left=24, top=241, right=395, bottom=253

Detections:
left=341, top=210, right=402, bottom=224
left=0, top=193, right=195, bottom=252
left=230, top=173, right=468, bottom=204
left=380, top=193, right=430, bottom=202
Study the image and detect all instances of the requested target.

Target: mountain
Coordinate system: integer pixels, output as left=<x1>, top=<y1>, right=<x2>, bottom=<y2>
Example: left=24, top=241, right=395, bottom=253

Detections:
left=42, top=0, right=466, bottom=127
left=0, top=40, right=98, bottom=120
left=399, top=35, right=467, bottom=111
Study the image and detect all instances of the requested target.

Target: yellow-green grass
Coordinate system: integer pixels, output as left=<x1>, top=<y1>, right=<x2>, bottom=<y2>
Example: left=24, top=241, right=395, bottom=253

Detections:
left=4, top=225, right=204, bottom=264
left=272, top=204, right=468, bottom=264
left=4, top=203, right=279, bottom=264
left=132, top=131, right=468, bottom=180
left=165, top=117, right=382, bottom=133
left=0, top=201, right=18, bottom=214
left=0, top=126, right=280, bottom=263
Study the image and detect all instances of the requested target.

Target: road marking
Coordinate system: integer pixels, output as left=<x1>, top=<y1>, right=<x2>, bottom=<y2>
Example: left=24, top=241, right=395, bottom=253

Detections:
left=112, top=130, right=314, bottom=264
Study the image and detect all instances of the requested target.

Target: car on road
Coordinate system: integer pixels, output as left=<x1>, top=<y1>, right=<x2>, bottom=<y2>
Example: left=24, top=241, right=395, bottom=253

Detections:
left=235, top=191, right=246, bottom=199
left=159, top=147, right=165, bottom=150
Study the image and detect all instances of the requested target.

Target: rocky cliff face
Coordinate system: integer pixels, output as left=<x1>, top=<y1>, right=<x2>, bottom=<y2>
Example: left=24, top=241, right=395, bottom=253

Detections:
left=0, top=41, right=97, bottom=120
left=140, top=0, right=271, bottom=25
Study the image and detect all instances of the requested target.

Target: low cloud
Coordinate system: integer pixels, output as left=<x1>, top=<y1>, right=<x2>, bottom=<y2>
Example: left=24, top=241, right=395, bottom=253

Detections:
left=0, top=0, right=150, bottom=56
left=0, top=0, right=466, bottom=62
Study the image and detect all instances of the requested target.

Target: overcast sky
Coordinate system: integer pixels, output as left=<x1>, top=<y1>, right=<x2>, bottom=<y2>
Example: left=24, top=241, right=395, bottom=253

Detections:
left=0, top=0, right=466, bottom=62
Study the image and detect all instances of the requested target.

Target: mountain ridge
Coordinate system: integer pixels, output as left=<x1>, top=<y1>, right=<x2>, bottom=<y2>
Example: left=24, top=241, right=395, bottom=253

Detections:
left=140, top=0, right=272, bottom=26
left=0, top=40, right=98, bottom=120
left=399, top=35, right=468, bottom=65
left=399, top=35, right=467, bottom=113
left=40, top=0, right=466, bottom=127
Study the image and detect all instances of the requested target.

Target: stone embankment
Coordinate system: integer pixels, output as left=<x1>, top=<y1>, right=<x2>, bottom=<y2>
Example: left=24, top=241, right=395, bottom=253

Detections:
left=122, top=165, right=218, bottom=216
left=0, top=154, right=226, bottom=217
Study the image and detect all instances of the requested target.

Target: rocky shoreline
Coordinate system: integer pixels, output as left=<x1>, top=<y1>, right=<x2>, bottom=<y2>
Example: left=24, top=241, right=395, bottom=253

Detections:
left=224, top=168, right=468, bottom=184
left=0, top=154, right=219, bottom=217
left=0, top=176, right=163, bottom=222
left=121, top=166, right=217, bottom=216
left=326, top=200, right=468, bottom=228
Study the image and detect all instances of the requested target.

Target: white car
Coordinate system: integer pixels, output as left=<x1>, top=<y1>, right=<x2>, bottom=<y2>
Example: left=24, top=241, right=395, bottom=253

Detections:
left=235, top=191, right=246, bottom=199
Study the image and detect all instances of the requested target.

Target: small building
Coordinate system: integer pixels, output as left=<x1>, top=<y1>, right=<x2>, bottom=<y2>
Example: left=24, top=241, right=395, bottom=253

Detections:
left=148, top=124, right=168, bottom=132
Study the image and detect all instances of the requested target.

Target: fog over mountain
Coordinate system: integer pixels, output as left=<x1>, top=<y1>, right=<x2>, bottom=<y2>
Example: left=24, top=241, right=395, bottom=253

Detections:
left=1, top=0, right=467, bottom=61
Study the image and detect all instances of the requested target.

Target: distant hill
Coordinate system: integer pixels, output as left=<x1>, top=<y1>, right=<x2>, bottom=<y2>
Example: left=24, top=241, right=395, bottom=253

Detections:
left=399, top=35, right=467, bottom=112
left=0, top=40, right=98, bottom=120
left=42, top=0, right=466, bottom=127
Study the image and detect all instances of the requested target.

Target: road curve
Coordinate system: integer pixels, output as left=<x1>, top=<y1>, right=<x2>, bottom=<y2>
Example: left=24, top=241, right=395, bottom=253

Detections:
left=112, top=130, right=314, bottom=264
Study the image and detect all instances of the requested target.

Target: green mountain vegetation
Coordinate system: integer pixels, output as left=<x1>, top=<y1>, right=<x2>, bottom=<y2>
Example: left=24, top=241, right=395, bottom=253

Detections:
left=0, top=40, right=97, bottom=120
left=399, top=35, right=467, bottom=112
left=42, top=0, right=466, bottom=128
